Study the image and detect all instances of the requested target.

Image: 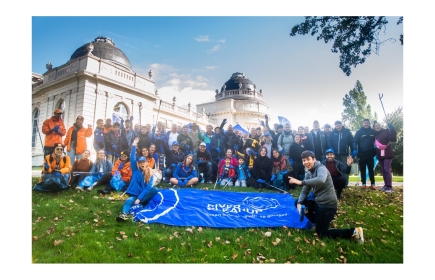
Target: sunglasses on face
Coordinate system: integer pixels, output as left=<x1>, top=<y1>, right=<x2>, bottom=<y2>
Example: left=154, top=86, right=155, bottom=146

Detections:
left=55, top=148, right=63, bottom=151
left=120, top=154, right=128, bottom=158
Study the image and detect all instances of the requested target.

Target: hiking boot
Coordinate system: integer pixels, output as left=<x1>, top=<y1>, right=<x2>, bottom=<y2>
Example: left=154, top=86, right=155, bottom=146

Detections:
left=385, top=186, right=393, bottom=193
left=116, top=213, right=129, bottom=222
left=369, top=184, right=377, bottom=190
left=361, top=184, right=366, bottom=190
left=352, top=227, right=364, bottom=244
left=378, top=185, right=387, bottom=192
left=75, top=186, right=84, bottom=192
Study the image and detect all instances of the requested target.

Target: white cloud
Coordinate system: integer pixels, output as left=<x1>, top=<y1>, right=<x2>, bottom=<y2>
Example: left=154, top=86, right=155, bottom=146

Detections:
left=205, top=66, right=218, bottom=70
left=194, top=35, right=210, bottom=42
left=207, top=44, right=221, bottom=53
left=216, top=39, right=226, bottom=43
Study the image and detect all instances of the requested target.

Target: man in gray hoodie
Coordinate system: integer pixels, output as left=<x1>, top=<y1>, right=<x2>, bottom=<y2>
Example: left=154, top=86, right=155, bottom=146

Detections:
left=288, top=151, right=364, bottom=243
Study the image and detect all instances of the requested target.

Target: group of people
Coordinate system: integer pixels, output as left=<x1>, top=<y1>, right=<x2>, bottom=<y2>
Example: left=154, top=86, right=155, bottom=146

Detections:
left=39, top=109, right=397, bottom=237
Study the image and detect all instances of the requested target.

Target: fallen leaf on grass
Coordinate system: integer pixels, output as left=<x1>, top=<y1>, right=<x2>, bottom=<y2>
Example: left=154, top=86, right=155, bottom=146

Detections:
left=186, top=228, right=193, bottom=234
left=264, top=231, right=272, bottom=237
left=304, top=237, right=310, bottom=244
left=215, top=237, right=221, bottom=241
left=207, top=241, right=213, bottom=248
left=54, top=240, right=64, bottom=246
left=33, top=236, right=38, bottom=241
left=271, top=238, right=281, bottom=246
left=225, top=240, right=231, bottom=244
left=122, top=235, right=128, bottom=239
left=93, top=219, right=99, bottom=223
left=159, top=247, right=165, bottom=251
left=59, top=204, right=67, bottom=208
left=134, top=232, right=139, bottom=237
left=269, top=259, right=276, bottom=263
left=197, top=227, right=203, bottom=233
left=69, top=199, right=74, bottom=203
left=120, top=231, right=125, bottom=235
left=232, top=254, right=238, bottom=260
left=46, top=227, right=55, bottom=235
left=116, top=237, right=122, bottom=241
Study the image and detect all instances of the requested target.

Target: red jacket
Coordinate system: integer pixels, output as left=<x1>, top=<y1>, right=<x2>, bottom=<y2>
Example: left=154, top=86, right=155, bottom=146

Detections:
left=42, top=117, right=66, bottom=147
left=219, top=164, right=235, bottom=179
left=63, top=125, right=92, bottom=154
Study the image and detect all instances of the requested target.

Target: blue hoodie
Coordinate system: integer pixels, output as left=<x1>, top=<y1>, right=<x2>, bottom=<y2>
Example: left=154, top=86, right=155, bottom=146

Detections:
left=125, top=145, right=158, bottom=201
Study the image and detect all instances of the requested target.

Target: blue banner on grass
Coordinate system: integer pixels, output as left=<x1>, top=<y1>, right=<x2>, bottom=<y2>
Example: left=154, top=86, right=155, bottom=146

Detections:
left=130, top=188, right=313, bottom=229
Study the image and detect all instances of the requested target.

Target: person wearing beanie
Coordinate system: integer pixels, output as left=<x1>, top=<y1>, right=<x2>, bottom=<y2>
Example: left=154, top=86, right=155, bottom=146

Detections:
left=327, top=120, right=353, bottom=186
left=321, top=148, right=353, bottom=199
left=63, top=116, right=93, bottom=161
left=39, top=142, right=72, bottom=187
left=41, top=109, right=67, bottom=157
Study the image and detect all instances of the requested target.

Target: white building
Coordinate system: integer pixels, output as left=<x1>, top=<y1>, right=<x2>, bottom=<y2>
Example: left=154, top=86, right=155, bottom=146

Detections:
left=32, top=36, right=269, bottom=166
left=197, top=72, right=268, bottom=129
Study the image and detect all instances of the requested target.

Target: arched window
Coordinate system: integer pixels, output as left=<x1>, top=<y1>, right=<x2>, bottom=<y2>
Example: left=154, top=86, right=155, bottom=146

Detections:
left=112, top=102, right=129, bottom=124
left=32, top=108, right=40, bottom=148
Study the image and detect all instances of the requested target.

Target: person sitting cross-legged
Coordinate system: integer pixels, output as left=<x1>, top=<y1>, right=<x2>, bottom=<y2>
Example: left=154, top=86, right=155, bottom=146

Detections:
left=321, top=148, right=353, bottom=199
left=170, top=154, right=199, bottom=187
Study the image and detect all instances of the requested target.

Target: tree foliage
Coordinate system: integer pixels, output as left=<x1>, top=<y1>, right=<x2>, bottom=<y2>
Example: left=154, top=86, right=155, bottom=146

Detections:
left=341, top=80, right=377, bottom=132
left=290, top=16, right=402, bottom=76
left=377, top=106, right=403, bottom=176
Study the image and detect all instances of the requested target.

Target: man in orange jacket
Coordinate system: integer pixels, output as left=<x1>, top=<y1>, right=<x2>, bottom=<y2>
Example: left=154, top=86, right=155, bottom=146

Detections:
left=63, top=116, right=93, bottom=161
left=42, top=109, right=66, bottom=157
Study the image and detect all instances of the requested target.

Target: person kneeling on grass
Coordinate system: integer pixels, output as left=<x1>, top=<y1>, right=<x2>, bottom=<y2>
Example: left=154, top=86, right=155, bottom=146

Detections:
left=170, top=154, right=199, bottom=187
left=288, top=150, right=364, bottom=244
left=117, top=138, right=159, bottom=222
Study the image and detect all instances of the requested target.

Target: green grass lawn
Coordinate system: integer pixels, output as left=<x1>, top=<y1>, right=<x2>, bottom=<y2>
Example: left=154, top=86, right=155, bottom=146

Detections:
left=31, top=177, right=403, bottom=264
left=349, top=175, right=403, bottom=183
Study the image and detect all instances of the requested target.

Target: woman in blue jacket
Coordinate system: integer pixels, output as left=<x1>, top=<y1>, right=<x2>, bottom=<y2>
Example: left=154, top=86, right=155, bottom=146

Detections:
left=116, top=137, right=159, bottom=222
left=170, top=154, right=199, bottom=187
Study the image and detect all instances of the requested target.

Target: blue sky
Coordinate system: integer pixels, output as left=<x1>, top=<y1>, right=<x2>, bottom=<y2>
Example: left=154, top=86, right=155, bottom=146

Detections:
left=32, top=16, right=403, bottom=130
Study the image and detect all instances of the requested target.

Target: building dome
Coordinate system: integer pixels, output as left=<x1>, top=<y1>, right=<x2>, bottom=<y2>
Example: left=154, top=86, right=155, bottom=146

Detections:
left=70, top=36, right=132, bottom=71
left=221, top=72, right=256, bottom=91
left=215, top=72, right=263, bottom=102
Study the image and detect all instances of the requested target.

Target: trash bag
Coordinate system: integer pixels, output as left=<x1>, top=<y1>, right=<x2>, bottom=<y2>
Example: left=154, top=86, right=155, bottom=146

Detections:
left=110, top=172, right=126, bottom=192
left=273, top=171, right=287, bottom=190
left=33, top=173, right=68, bottom=192
left=78, top=174, right=101, bottom=187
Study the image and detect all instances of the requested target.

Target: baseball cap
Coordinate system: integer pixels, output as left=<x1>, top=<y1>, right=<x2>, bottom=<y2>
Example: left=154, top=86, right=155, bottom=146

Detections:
left=54, top=109, right=63, bottom=114
left=199, top=142, right=206, bottom=146
left=138, top=156, right=147, bottom=162
left=263, top=132, right=271, bottom=137
left=172, top=141, right=179, bottom=146
left=334, top=120, right=342, bottom=125
left=325, top=148, right=335, bottom=154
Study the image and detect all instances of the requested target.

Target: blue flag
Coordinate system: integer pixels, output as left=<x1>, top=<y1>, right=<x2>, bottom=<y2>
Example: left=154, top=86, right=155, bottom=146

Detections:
left=129, top=188, right=313, bottom=229
left=278, top=116, right=291, bottom=126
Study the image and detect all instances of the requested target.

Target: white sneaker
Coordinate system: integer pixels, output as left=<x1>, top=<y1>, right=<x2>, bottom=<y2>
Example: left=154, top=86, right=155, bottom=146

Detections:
left=352, top=227, right=364, bottom=244
left=86, top=186, right=93, bottom=192
left=75, top=186, right=84, bottom=192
